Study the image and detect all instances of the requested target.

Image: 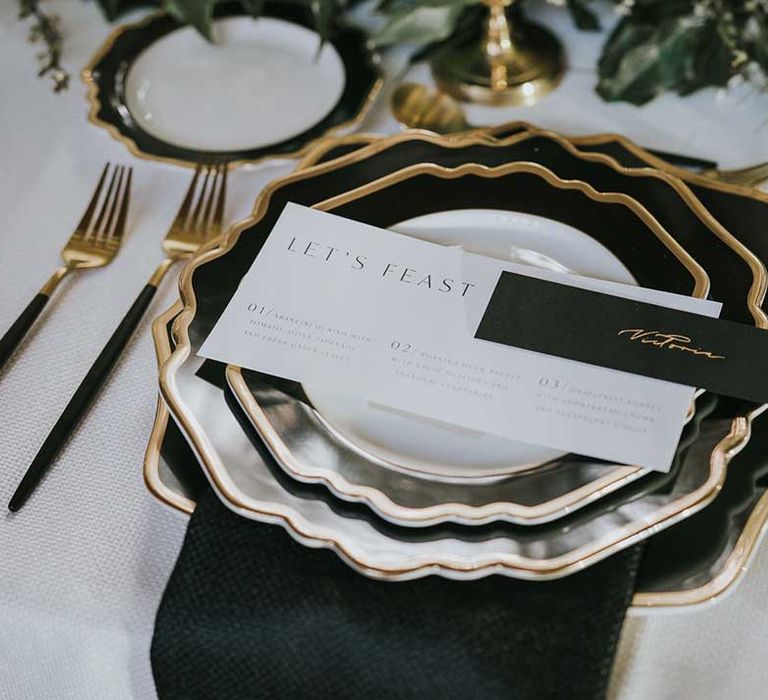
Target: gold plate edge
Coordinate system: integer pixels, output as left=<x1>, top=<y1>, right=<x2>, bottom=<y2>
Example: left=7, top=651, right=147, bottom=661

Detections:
left=142, top=129, right=768, bottom=605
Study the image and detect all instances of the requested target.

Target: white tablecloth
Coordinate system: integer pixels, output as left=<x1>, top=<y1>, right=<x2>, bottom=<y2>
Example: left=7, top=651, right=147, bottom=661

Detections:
left=2, top=2, right=768, bottom=698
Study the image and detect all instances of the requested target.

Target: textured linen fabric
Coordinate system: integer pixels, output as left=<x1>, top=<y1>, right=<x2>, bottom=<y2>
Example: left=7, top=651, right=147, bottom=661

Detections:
left=152, top=488, right=643, bottom=700
left=3, top=1, right=768, bottom=698
left=0, top=3, right=290, bottom=697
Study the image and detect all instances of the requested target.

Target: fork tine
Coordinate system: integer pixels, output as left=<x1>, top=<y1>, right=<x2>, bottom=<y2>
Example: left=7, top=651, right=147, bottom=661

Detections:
left=96, top=166, right=125, bottom=242
left=90, top=165, right=122, bottom=240
left=106, top=166, right=132, bottom=247
left=107, top=167, right=132, bottom=247
left=200, top=164, right=222, bottom=235
left=172, top=165, right=203, bottom=230
left=72, top=163, right=110, bottom=240
left=161, top=163, right=228, bottom=259
left=211, top=163, right=227, bottom=236
left=190, top=165, right=214, bottom=233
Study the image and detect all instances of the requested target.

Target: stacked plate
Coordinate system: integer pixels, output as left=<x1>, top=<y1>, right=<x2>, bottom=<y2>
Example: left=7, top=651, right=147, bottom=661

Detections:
left=145, top=125, right=768, bottom=613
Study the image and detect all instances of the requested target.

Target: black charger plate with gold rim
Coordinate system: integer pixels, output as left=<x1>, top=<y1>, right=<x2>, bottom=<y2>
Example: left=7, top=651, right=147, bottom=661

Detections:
left=300, top=128, right=768, bottom=604
left=168, top=131, right=717, bottom=529
left=149, top=300, right=765, bottom=596
left=157, top=132, right=767, bottom=580
left=147, top=128, right=768, bottom=601
left=317, top=131, right=768, bottom=605
left=83, top=3, right=381, bottom=167
left=223, top=128, right=764, bottom=527
left=226, top=158, right=712, bottom=526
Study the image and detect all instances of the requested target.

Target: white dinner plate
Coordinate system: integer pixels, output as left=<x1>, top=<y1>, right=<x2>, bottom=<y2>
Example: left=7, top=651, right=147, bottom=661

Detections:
left=303, top=208, right=637, bottom=481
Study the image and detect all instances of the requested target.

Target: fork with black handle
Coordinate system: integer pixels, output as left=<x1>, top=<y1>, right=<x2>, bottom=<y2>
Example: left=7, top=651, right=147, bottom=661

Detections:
left=8, top=163, right=227, bottom=512
left=0, top=164, right=132, bottom=373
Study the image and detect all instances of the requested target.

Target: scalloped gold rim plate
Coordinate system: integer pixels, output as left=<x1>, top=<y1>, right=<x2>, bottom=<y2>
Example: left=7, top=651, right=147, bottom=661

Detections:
left=145, top=127, right=768, bottom=607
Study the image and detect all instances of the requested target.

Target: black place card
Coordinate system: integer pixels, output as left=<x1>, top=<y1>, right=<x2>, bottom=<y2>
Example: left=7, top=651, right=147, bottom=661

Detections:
left=476, top=271, right=768, bottom=404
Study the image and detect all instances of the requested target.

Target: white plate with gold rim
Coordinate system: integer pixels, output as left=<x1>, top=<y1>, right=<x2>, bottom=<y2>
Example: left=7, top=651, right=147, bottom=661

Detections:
left=227, top=160, right=709, bottom=526
left=301, top=207, right=637, bottom=483
left=83, top=8, right=381, bottom=167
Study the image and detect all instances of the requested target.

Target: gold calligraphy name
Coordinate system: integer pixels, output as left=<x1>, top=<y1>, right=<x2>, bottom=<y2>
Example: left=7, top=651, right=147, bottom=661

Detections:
left=617, top=329, right=725, bottom=360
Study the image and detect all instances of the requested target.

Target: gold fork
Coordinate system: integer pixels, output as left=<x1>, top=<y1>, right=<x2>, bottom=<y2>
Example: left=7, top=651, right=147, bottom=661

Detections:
left=0, top=163, right=132, bottom=373
left=146, top=162, right=228, bottom=289
left=8, top=163, right=227, bottom=512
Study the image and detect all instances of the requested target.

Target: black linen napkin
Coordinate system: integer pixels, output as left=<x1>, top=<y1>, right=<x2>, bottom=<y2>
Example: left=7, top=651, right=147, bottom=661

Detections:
left=151, top=487, right=644, bottom=700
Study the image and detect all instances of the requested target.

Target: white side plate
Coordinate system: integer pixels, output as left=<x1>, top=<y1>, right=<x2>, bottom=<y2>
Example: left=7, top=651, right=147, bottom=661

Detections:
left=125, top=17, right=346, bottom=152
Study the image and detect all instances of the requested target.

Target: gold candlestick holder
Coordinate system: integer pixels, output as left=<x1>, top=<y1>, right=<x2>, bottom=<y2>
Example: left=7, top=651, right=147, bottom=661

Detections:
left=430, top=0, right=565, bottom=106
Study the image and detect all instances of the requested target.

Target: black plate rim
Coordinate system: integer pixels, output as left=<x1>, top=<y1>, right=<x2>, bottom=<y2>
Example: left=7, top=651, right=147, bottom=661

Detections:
left=82, top=5, right=383, bottom=168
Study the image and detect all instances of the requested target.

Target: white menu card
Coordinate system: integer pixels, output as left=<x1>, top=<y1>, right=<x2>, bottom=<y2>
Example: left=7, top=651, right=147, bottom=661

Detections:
left=200, top=204, right=721, bottom=471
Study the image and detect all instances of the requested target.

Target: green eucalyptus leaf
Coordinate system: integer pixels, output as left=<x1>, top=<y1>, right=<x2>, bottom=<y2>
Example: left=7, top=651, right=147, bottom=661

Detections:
left=406, top=0, right=477, bottom=6
left=688, top=20, right=733, bottom=92
left=749, top=13, right=768, bottom=71
left=311, top=0, right=336, bottom=42
left=566, top=0, right=599, bottom=31
left=374, top=2, right=470, bottom=46
left=95, top=0, right=161, bottom=20
left=614, top=0, right=694, bottom=20
left=376, top=0, right=410, bottom=12
left=163, top=0, right=217, bottom=40
left=597, top=14, right=707, bottom=104
left=405, top=3, right=483, bottom=64
left=98, top=0, right=122, bottom=20
left=160, top=0, right=277, bottom=42
left=597, top=18, right=655, bottom=80
left=378, top=0, right=475, bottom=11
left=239, top=0, right=266, bottom=16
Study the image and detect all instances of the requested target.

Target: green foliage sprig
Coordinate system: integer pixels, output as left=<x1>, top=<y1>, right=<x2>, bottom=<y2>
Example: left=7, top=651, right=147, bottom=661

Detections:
left=18, top=0, right=768, bottom=104
left=20, top=0, right=70, bottom=92
left=597, top=0, right=768, bottom=104
left=94, top=0, right=341, bottom=41
left=19, top=0, right=341, bottom=93
left=371, top=0, right=768, bottom=104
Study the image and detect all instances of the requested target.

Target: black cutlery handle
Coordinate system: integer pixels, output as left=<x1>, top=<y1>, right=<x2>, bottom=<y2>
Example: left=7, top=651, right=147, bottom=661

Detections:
left=0, top=293, right=50, bottom=372
left=8, top=283, right=159, bottom=512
